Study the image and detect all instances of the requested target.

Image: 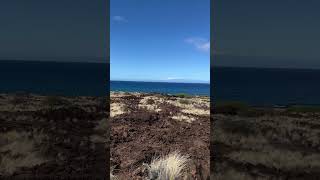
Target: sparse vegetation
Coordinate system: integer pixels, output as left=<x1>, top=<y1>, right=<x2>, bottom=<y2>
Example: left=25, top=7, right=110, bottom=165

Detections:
left=146, top=98, right=155, bottom=105
left=98, top=97, right=109, bottom=110
left=144, top=151, right=189, bottom=180
left=0, top=130, right=49, bottom=175
left=218, top=118, right=255, bottom=136
left=175, top=93, right=190, bottom=98
left=179, top=99, right=190, bottom=105
left=110, top=167, right=118, bottom=180
left=110, top=92, right=209, bottom=179
left=286, top=105, right=320, bottom=113
left=42, top=96, right=70, bottom=108
left=1, top=94, right=107, bottom=178
left=10, top=93, right=29, bottom=107
left=214, top=101, right=248, bottom=115
left=212, top=106, right=320, bottom=179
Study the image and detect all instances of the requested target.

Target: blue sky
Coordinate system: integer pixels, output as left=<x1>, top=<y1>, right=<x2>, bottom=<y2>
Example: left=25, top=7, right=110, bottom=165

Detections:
left=214, top=0, right=320, bottom=69
left=110, top=0, right=210, bottom=82
left=0, top=0, right=106, bottom=62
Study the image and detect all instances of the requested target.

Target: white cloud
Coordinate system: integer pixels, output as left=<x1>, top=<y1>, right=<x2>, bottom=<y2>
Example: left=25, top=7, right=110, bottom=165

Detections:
left=185, top=37, right=210, bottom=52
left=167, top=77, right=183, bottom=80
left=112, top=16, right=128, bottom=23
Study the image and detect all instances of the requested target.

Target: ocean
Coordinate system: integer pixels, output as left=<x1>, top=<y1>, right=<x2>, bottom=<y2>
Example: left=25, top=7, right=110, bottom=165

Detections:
left=2, top=61, right=320, bottom=106
left=0, top=60, right=108, bottom=96
left=213, top=67, right=320, bottom=106
left=110, top=81, right=210, bottom=96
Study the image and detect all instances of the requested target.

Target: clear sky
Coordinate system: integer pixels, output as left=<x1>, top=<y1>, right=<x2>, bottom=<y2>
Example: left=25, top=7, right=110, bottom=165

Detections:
left=214, top=0, right=320, bottom=69
left=0, top=0, right=107, bottom=62
left=110, top=0, right=210, bottom=82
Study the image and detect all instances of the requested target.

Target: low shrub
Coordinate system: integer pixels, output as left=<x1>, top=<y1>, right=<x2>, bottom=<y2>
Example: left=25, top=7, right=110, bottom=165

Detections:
left=175, top=93, right=190, bottom=98
left=179, top=99, right=190, bottom=105
left=146, top=98, right=155, bottom=105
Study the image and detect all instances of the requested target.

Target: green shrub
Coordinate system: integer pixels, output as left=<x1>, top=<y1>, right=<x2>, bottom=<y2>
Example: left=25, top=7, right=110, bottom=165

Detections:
left=175, top=93, right=190, bottom=98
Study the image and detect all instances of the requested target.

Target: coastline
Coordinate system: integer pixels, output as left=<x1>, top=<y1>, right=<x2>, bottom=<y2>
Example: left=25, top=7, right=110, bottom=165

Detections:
left=111, top=81, right=210, bottom=97
left=110, top=90, right=210, bottom=98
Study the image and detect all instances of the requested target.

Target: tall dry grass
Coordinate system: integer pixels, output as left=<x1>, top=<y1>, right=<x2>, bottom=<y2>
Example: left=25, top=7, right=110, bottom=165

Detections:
left=144, top=151, right=189, bottom=180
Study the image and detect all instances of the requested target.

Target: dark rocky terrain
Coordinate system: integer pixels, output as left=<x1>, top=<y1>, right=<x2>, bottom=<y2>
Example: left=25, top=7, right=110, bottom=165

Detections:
left=0, top=93, right=108, bottom=179
left=110, top=92, right=210, bottom=179
left=211, top=103, right=320, bottom=180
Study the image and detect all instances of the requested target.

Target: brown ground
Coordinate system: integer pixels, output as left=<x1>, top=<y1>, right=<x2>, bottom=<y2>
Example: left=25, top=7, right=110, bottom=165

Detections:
left=211, top=105, right=320, bottom=180
left=110, top=92, right=210, bottom=179
left=0, top=93, right=108, bottom=179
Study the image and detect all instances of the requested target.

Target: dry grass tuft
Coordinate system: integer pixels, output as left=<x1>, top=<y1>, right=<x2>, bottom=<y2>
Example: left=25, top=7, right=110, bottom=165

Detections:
left=0, top=130, right=49, bottom=175
left=171, top=114, right=195, bottom=123
left=144, top=151, right=189, bottom=180
left=139, top=96, right=164, bottom=112
left=111, top=103, right=126, bottom=117
left=168, top=98, right=209, bottom=117
left=110, top=166, right=118, bottom=180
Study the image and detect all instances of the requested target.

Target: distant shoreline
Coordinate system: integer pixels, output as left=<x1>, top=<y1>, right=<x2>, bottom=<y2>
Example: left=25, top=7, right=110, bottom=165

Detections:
left=110, top=91, right=210, bottom=98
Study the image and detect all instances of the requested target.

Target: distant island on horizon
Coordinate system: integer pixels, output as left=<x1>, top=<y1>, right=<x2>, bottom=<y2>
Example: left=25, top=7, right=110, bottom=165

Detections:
left=110, top=79, right=210, bottom=84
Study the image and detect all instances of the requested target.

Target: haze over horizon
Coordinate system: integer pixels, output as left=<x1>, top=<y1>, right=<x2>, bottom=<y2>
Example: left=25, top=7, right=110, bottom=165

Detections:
left=110, top=78, right=210, bottom=84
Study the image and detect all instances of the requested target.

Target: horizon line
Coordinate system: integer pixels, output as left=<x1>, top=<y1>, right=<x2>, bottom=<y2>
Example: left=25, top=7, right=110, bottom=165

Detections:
left=110, top=79, right=210, bottom=84
left=213, top=65, right=320, bottom=71
left=0, top=59, right=108, bottom=64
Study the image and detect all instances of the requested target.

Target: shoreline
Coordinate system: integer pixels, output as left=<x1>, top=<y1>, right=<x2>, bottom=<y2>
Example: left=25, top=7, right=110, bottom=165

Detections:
left=110, top=90, right=210, bottom=98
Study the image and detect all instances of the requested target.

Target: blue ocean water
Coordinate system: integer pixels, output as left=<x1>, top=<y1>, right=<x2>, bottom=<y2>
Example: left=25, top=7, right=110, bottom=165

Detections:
left=0, top=60, right=108, bottom=96
left=213, top=67, right=320, bottom=106
left=2, top=61, right=320, bottom=105
left=110, top=81, right=210, bottom=96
